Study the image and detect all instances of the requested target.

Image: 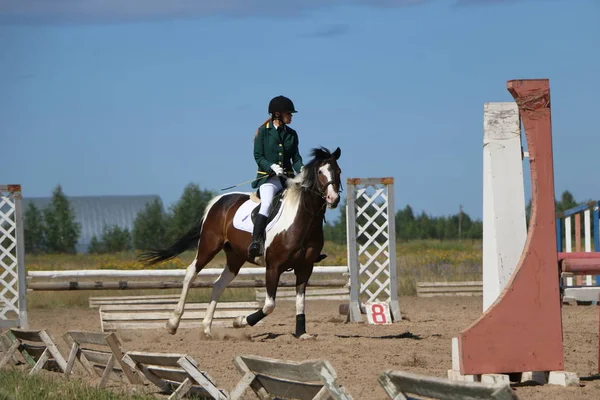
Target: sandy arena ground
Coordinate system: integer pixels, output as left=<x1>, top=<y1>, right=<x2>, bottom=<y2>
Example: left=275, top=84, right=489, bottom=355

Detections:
left=7, top=296, right=600, bottom=399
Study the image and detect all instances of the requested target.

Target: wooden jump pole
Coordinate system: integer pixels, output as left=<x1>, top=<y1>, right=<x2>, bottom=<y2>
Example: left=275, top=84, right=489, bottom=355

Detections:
left=27, top=266, right=349, bottom=280
left=454, top=79, right=565, bottom=376
left=27, top=278, right=349, bottom=291
left=482, top=102, right=528, bottom=312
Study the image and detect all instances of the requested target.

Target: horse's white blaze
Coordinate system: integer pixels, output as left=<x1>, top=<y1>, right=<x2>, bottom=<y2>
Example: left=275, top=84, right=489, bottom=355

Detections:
left=320, top=164, right=339, bottom=206
left=263, top=295, right=275, bottom=315
left=202, top=266, right=237, bottom=334
left=296, top=291, right=305, bottom=314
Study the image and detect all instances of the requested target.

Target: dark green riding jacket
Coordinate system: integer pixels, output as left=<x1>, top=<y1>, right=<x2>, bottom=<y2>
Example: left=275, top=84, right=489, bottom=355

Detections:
left=252, top=121, right=304, bottom=189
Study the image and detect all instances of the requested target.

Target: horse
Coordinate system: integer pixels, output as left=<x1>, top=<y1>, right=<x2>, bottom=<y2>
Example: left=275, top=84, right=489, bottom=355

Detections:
left=138, top=146, right=342, bottom=339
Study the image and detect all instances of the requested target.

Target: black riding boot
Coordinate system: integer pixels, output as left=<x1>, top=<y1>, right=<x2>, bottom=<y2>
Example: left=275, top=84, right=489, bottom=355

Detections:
left=248, top=214, right=268, bottom=259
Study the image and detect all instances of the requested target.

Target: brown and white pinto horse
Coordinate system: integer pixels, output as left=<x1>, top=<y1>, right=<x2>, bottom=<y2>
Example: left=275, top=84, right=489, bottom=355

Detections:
left=138, top=146, right=342, bottom=339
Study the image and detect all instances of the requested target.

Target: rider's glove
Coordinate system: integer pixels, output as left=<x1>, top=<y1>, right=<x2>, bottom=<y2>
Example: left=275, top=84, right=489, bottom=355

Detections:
left=270, top=164, right=284, bottom=176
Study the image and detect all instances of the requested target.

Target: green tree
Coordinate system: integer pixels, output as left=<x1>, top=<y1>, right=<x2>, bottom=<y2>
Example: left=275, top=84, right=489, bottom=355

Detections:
left=395, top=205, right=416, bottom=241
left=87, top=236, right=105, bottom=254
left=88, top=225, right=132, bottom=253
left=43, top=185, right=81, bottom=253
left=24, top=202, right=46, bottom=253
left=323, top=205, right=347, bottom=244
left=132, top=198, right=168, bottom=250
left=525, top=190, right=587, bottom=228
left=556, top=190, right=578, bottom=214
left=467, top=219, right=483, bottom=239
left=103, top=225, right=132, bottom=253
left=166, top=183, right=215, bottom=244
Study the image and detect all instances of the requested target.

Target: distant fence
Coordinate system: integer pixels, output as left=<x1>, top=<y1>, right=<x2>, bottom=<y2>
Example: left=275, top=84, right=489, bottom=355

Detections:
left=416, top=281, right=483, bottom=298
left=556, top=201, right=600, bottom=287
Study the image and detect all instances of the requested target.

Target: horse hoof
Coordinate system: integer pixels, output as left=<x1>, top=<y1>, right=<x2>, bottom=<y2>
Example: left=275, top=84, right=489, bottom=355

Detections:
left=165, top=320, right=178, bottom=335
left=298, top=333, right=315, bottom=340
left=233, top=316, right=247, bottom=329
left=202, top=323, right=213, bottom=339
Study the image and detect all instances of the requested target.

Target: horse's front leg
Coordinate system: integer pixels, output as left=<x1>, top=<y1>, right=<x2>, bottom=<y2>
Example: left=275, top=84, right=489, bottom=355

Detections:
left=295, top=267, right=315, bottom=340
left=233, top=266, right=281, bottom=329
left=295, top=280, right=308, bottom=338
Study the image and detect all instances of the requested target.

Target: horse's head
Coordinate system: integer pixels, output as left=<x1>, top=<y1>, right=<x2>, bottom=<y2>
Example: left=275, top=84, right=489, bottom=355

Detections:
left=301, top=146, right=342, bottom=209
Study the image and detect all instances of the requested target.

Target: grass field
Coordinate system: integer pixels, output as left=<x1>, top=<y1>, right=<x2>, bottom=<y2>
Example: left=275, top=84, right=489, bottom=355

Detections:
left=23, top=239, right=482, bottom=309
left=0, top=369, right=168, bottom=400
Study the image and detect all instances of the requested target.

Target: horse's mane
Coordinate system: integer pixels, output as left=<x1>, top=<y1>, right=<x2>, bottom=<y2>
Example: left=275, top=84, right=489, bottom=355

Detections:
left=283, top=147, right=334, bottom=206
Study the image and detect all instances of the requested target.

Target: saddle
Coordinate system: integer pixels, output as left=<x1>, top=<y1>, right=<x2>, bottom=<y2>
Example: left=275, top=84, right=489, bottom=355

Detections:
left=250, top=190, right=285, bottom=227
left=249, top=189, right=328, bottom=265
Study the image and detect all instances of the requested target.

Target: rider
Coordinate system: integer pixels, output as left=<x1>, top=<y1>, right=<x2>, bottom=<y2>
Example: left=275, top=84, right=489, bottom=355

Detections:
left=248, top=95, right=304, bottom=259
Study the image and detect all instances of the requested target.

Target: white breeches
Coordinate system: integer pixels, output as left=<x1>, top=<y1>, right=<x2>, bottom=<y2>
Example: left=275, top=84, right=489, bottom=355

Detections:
left=258, top=176, right=283, bottom=216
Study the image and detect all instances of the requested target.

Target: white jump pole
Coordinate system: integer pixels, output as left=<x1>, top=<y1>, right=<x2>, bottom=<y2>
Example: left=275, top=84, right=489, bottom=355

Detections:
left=28, top=266, right=349, bottom=280
left=482, top=102, right=528, bottom=312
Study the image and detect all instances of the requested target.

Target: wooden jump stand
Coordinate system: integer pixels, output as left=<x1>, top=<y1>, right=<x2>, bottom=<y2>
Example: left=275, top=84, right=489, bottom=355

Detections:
left=450, top=79, right=598, bottom=386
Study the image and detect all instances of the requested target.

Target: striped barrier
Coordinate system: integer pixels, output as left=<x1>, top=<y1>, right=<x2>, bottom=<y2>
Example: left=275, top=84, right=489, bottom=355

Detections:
left=556, top=201, right=600, bottom=304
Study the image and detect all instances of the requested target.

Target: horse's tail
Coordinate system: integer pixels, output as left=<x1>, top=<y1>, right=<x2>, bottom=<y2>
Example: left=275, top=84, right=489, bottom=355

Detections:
left=137, top=219, right=203, bottom=266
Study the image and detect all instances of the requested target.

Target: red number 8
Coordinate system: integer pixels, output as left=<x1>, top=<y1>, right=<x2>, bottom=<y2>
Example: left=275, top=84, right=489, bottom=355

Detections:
left=371, top=304, right=387, bottom=324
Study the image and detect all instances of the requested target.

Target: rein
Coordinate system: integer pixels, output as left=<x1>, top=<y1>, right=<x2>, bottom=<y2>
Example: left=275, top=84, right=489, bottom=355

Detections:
left=304, top=179, right=343, bottom=203
left=279, top=160, right=341, bottom=271
left=297, top=164, right=343, bottom=221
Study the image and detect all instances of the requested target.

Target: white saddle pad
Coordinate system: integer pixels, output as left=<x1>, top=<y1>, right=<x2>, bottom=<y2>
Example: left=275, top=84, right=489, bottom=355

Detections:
left=232, top=198, right=285, bottom=233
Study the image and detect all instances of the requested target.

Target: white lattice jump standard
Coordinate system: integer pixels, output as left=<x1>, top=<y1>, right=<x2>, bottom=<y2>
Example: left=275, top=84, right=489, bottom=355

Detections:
left=346, top=177, right=401, bottom=323
left=0, top=184, right=28, bottom=329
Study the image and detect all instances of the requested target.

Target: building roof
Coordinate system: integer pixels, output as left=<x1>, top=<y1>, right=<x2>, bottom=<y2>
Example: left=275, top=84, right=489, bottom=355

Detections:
left=23, top=194, right=163, bottom=252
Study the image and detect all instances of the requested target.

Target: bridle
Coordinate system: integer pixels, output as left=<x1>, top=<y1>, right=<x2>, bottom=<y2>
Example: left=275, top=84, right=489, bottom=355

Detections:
left=286, top=162, right=339, bottom=237
left=321, top=178, right=343, bottom=199
left=313, top=161, right=343, bottom=201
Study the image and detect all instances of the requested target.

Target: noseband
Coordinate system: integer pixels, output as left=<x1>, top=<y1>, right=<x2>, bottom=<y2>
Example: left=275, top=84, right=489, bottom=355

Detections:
left=298, top=161, right=343, bottom=219
left=315, top=165, right=342, bottom=200
left=322, top=179, right=341, bottom=194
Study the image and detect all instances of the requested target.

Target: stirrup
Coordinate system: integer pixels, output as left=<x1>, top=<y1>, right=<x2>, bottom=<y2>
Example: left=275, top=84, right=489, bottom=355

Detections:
left=248, top=240, right=264, bottom=258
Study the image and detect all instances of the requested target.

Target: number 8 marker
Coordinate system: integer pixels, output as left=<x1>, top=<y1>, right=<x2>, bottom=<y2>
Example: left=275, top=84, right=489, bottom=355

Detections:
left=366, top=302, right=391, bottom=325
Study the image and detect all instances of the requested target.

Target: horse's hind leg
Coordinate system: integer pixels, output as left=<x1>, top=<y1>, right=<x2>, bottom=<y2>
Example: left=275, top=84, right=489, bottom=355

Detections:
left=201, top=250, right=243, bottom=338
left=166, top=258, right=199, bottom=335
left=166, top=236, right=222, bottom=335
left=233, top=265, right=281, bottom=329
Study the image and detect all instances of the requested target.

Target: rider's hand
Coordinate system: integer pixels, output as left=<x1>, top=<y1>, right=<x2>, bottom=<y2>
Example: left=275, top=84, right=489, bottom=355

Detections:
left=270, top=164, right=284, bottom=176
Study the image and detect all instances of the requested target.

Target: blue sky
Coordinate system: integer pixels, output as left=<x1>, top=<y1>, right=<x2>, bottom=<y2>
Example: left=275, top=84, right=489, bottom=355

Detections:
left=1, top=0, right=598, bottom=224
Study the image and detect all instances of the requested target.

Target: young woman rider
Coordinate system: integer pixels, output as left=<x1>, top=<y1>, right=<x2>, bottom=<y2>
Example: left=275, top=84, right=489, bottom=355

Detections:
left=248, top=95, right=303, bottom=259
